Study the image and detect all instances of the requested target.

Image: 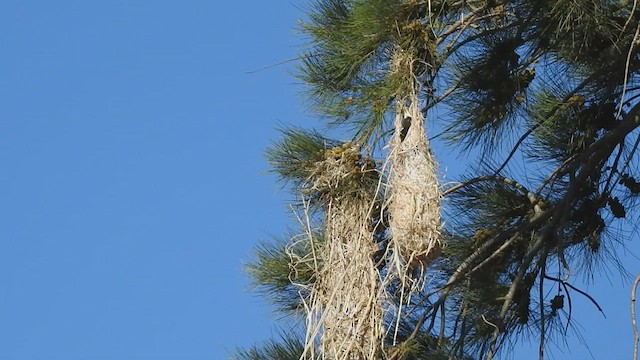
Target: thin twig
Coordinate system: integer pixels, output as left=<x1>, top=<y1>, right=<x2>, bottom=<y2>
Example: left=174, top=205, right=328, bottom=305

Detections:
left=469, top=234, right=519, bottom=275
left=543, top=275, right=606, bottom=318
left=539, top=261, right=547, bottom=360
left=388, top=298, right=446, bottom=360
left=562, top=281, right=573, bottom=335
left=616, top=21, right=640, bottom=121
left=456, top=316, right=469, bottom=358
left=443, top=175, right=539, bottom=203
left=631, top=273, right=640, bottom=360
left=602, top=141, right=625, bottom=196
left=439, top=303, right=447, bottom=344
left=446, top=207, right=552, bottom=289
left=610, top=131, right=640, bottom=196
left=245, top=55, right=310, bottom=74
left=493, top=71, right=607, bottom=175
left=534, top=162, right=565, bottom=194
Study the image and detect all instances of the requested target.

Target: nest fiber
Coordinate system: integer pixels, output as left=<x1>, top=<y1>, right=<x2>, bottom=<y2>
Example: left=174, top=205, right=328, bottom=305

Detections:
left=387, top=51, right=442, bottom=290
left=301, top=144, right=384, bottom=360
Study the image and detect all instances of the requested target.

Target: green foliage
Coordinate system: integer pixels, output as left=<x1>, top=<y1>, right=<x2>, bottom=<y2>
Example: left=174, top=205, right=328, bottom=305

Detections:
left=299, top=0, right=400, bottom=137
left=232, top=332, right=304, bottom=360
left=529, top=90, right=619, bottom=162
left=447, top=34, right=531, bottom=149
left=542, top=0, right=631, bottom=71
left=266, top=127, right=380, bottom=202
left=243, top=0, right=640, bottom=359
left=449, top=176, right=533, bottom=231
left=299, top=0, right=445, bottom=140
left=246, top=234, right=320, bottom=314
left=266, top=127, right=340, bottom=186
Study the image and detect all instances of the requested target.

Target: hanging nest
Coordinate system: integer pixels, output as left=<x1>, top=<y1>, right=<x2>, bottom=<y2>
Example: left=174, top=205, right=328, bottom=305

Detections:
left=306, top=143, right=378, bottom=201
left=387, top=50, right=443, bottom=291
left=300, top=143, right=384, bottom=360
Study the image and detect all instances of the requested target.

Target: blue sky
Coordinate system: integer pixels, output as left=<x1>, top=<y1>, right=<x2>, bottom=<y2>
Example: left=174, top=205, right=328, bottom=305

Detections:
left=0, top=1, right=637, bottom=360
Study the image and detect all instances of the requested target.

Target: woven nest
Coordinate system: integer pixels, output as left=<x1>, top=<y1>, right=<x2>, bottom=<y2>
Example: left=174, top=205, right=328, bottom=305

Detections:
left=306, top=143, right=377, bottom=200
left=300, top=144, right=384, bottom=360
left=386, top=52, right=443, bottom=291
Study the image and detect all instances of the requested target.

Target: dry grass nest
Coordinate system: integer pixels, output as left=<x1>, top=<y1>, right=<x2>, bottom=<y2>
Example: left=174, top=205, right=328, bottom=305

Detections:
left=299, top=143, right=385, bottom=360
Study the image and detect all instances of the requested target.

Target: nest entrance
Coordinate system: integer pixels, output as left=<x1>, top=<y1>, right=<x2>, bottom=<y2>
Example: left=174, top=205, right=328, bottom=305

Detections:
left=295, top=49, right=443, bottom=359
left=386, top=50, right=443, bottom=291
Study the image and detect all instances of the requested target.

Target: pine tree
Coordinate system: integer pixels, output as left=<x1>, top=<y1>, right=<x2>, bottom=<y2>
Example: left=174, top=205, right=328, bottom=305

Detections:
left=235, top=0, right=640, bottom=359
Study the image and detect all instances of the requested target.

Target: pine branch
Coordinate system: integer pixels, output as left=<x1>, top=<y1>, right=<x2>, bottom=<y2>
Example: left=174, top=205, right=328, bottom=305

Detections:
left=544, top=275, right=606, bottom=317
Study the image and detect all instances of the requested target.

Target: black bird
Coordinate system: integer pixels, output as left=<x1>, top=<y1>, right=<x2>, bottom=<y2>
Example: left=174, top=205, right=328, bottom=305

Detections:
left=399, top=116, right=411, bottom=141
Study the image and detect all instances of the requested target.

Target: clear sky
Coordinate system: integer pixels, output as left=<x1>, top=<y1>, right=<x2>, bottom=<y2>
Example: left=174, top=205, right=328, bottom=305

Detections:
left=0, top=1, right=637, bottom=360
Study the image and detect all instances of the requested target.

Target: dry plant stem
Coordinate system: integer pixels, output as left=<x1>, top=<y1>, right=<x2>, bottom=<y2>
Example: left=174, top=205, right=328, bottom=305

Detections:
left=486, top=191, right=577, bottom=359
left=622, top=0, right=638, bottom=32
left=633, top=272, right=640, bottom=360
left=468, top=233, right=519, bottom=274
left=451, top=299, right=466, bottom=340
left=617, top=22, right=640, bottom=121
left=442, top=176, right=497, bottom=196
left=445, top=236, right=503, bottom=287
left=388, top=295, right=448, bottom=360
left=422, top=81, right=462, bottom=115
left=322, top=199, right=382, bottom=360
left=310, top=197, right=383, bottom=360
left=435, top=12, right=479, bottom=46
left=299, top=144, right=384, bottom=360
